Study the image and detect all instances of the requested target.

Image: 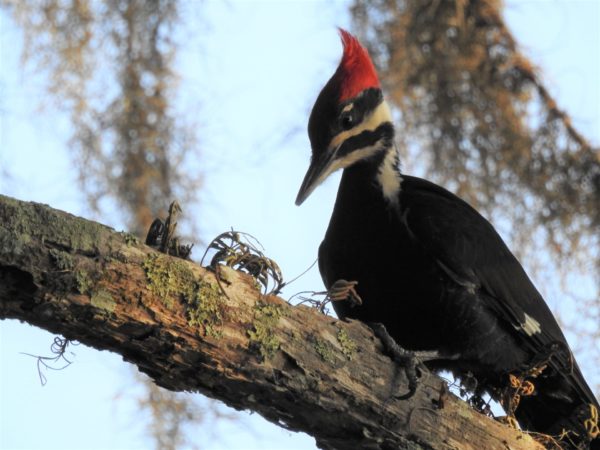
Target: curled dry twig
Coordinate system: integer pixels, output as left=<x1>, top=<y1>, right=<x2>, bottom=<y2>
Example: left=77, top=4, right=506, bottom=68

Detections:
left=145, top=201, right=193, bottom=259
left=201, top=230, right=284, bottom=296
left=21, top=336, right=78, bottom=385
left=287, top=290, right=332, bottom=315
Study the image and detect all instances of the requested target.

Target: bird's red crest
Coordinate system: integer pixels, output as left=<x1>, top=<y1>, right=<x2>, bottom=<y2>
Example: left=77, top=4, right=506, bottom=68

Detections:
left=336, top=28, right=380, bottom=102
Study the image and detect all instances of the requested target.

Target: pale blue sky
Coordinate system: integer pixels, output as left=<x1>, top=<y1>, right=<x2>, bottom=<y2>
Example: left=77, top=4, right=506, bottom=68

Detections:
left=0, top=1, right=598, bottom=449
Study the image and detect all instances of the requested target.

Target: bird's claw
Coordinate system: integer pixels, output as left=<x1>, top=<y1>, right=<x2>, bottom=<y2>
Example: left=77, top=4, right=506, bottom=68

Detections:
left=327, top=279, right=363, bottom=307
left=369, top=322, right=439, bottom=400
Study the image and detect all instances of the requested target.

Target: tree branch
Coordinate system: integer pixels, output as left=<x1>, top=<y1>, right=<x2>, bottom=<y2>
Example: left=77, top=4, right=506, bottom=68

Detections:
left=0, top=194, right=542, bottom=450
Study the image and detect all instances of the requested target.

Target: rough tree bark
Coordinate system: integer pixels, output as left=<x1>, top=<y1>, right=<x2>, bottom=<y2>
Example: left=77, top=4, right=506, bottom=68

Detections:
left=0, top=194, right=543, bottom=450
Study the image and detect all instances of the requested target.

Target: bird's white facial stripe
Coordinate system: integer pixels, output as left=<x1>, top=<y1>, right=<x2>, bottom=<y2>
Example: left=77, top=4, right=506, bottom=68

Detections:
left=326, top=139, right=385, bottom=177
left=307, top=139, right=384, bottom=194
left=514, top=313, right=542, bottom=336
left=377, top=147, right=402, bottom=202
left=304, top=100, right=393, bottom=198
left=330, top=101, right=393, bottom=150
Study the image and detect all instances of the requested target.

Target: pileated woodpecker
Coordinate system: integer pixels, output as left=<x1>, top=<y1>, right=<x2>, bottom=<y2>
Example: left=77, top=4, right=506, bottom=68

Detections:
left=296, top=29, right=599, bottom=449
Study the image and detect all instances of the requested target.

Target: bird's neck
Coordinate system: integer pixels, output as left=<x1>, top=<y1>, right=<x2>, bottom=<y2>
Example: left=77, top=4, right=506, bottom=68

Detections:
left=339, top=144, right=402, bottom=206
left=375, top=145, right=401, bottom=203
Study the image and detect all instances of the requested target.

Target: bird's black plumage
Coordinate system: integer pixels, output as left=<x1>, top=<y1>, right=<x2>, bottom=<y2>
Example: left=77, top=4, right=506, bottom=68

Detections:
left=319, top=160, right=598, bottom=443
left=296, top=30, right=599, bottom=449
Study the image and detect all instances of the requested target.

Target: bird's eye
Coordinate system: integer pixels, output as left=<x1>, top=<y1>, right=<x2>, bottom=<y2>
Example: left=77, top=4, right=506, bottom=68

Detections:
left=340, top=112, right=354, bottom=130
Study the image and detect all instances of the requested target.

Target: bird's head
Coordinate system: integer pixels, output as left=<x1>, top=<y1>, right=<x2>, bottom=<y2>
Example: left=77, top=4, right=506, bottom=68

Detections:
left=295, top=29, right=395, bottom=206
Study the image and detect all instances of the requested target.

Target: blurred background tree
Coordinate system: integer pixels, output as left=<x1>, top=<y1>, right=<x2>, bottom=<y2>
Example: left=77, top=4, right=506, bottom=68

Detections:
left=0, top=0, right=597, bottom=449
left=3, top=0, right=202, bottom=235
left=2, top=1, right=226, bottom=449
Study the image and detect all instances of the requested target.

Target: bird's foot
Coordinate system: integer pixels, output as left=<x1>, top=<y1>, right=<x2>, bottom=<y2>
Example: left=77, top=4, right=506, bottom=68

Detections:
left=327, top=279, right=363, bottom=307
left=369, top=322, right=440, bottom=400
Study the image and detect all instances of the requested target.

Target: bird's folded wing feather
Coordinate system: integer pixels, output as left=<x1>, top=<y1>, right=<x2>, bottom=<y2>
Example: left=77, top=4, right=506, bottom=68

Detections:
left=400, top=176, right=597, bottom=404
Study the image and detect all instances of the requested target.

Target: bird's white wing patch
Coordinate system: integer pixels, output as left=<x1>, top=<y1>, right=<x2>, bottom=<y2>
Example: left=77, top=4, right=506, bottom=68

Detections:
left=514, top=313, right=542, bottom=336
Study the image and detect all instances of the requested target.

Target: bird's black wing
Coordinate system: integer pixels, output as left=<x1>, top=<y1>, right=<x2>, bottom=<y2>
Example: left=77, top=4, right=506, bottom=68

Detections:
left=399, top=175, right=597, bottom=405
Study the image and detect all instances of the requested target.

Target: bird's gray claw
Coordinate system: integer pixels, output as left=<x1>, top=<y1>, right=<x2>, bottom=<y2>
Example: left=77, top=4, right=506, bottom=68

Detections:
left=369, top=322, right=439, bottom=399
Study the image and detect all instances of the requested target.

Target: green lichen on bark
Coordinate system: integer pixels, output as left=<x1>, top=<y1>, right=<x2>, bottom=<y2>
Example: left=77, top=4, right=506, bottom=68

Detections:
left=75, top=269, right=92, bottom=294
left=142, top=253, right=225, bottom=336
left=142, top=253, right=196, bottom=309
left=74, top=267, right=115, bottom=314
left=49, top=249, right=74, bottom=271
left=187, top=281, right=224, bottom=338
left=248, top=302, right=283, bottom=360
left=121, top=232, right=139, bottom=246
left=336, top=328, right=357, bottom=360
left=91, top=288, right=116, bottom=313
left=314, top=337, right=335, bottom=365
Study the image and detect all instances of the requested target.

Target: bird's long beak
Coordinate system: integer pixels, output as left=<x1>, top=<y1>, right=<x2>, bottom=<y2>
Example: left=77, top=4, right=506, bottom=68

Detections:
left=295, top=147, right=337, bottom=206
